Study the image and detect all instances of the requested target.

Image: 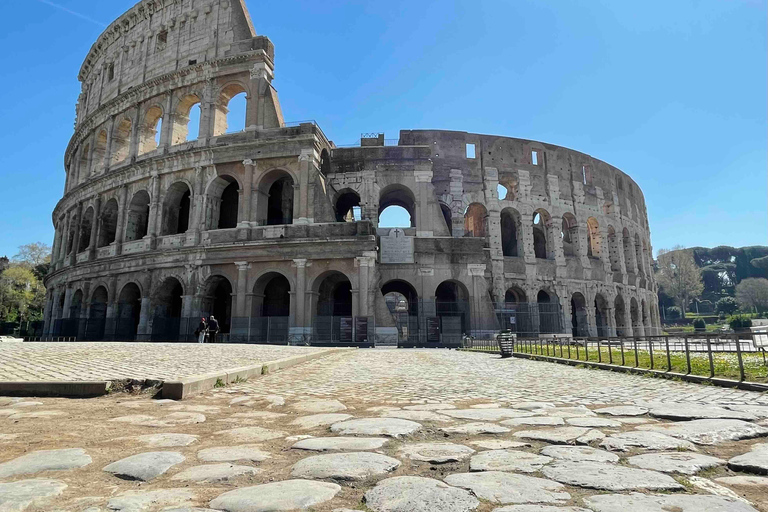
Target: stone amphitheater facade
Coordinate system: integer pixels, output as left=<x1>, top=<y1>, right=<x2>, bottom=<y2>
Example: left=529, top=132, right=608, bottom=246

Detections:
left=43, top=0, right=661, bottom=345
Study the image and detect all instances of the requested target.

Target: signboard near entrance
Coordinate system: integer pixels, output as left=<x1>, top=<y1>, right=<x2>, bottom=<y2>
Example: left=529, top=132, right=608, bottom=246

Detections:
left=380, top=228, right=414, bottom=264
left=355, top=317, right=368, bottom=343
left=427, top=317, right=440, bottom=342
left=339, top=317, right=353, bottom=342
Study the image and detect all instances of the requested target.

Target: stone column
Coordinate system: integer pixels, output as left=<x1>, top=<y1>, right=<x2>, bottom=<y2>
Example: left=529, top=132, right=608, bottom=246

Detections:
left=62, top=285, right=74, bottom=319
left=355, top=256, right=372, bottom=318
left=159, top=92, right=173, bottom=153
left=114, top=185, right=128, bottom=255
left=290, top=258, right=310, bottom=342
left=103, top=117, right=116, bottom=171
left=69, top=204, right=82, bottom=266
left=414, top=168, right=434, bottom=237
left=128, top=107, right=140, bottom=162
left=51, top=224, right=61, bottom=271
left=239, top=159, right=254, bottom=238
left=147, top=174, right=161, bottom=249
left=296, top=149, right=316, bottom=224
left=606, top=306, right=617, bottom=337
left=468, top=264, right=487, bottom=336
left=234, top=262, right=250, bottom=318
left=361, top=170, right=379, bottom=226
left=188, top=166, right=205, bottom=246
left=136, top=297, right=151, bottom=341
left=88, top=196, right=101, bottom=260
left=42, top=290, right=53, bottom=336
left=449, top=169, right=465, bottom=237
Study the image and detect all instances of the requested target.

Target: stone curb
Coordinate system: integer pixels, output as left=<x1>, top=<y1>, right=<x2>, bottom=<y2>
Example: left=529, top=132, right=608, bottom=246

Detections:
left=0, top=380, right=111, bottom=398
left=161, top=347, right=355, bottom=400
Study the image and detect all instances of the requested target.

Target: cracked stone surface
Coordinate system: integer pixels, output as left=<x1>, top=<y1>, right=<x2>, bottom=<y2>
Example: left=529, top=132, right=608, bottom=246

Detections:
left=102, top=451, right=185, bottom=481
left=171, top=463, right=260, bottom=483
left=637, top=419, right=768, bottom=445
left=444, top=471, right=570, bottom=504
left=213, top=427, right=287, bottom=443
left=382, top=410, right=454, bottom=422
left=291, top=399, right=347, bottom=413
left=542, top=461, right=684, bottom=491
left=135, top=433, right=198, bottom=447
left=290, top=452, right=401, bottom=480
left=500, top=417, right=564, bottom=427
left=565, top=417, right=622, bottom=428
left=292, top=437, right=388, bottom=452
left=594, top=405, right=648, bottom=416
left=469, top=440, right=531, bottom=450
left=196, top=445, right=271, bottom=463
left=364, top=476, right=480, bottom=512
left=492, top=507, right=590, bottom=512
left=600, top=431, right=697, bottom=451
left=330, top=418, right=422, bottom=437
left=289, top=413, right=353, bottom=429
left=106, top=489, right=195, bottom=512
left=540, top=446, right=619, bottom=463
left=439, top=409, right=533, bottom=421
left=716, top=475, right=768, bottom=486
left=728, top=443, right=768, bottom=474
left=628, top=452, right=725, bottom=474
left=469, top=449, right=552, bottom=473
left=0, top=448, right=91, bottom=478
left=649, top=404, right=758, bottom=421
left=441, top=422, right=511, bottom=435
left=0, top=479, right=67, bottom=512
left=583, top=493, right=759, bottom=512
left=403, top=403, right=456, bottom=411
left=209, top=479, right=341, bottom=511
left=513, top=427, right=590, bottom=444
left=399, top=443, right=475, bottom=463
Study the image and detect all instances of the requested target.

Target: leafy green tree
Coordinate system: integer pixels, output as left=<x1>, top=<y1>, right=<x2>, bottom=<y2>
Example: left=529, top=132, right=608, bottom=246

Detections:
left=0, top=265, right=44, bottom=322
left=656, top=246, right=704, bottom=319
left=735, top=278, right=768, bottom=314
left=715, top=296, right=739, bottom=315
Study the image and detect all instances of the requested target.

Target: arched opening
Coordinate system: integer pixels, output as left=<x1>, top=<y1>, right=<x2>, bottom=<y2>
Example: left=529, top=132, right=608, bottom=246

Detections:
left=93, top=130, right=107, bottom=172
left=97, top=199, right=118, bottom=248
left=200, top=276, right=233, bottom=336
left=501, top=208, right=520, bottom=257
left=151, top=277, right=183, bottom=341
left=497, top=184, right=508, bottom=200
left=162, top=182, right=191, bottom=235
left=571, top=292, right=589, bottom=337
left=213, top=84, right=247, bottom=135
left=464, top=203, right=487, bottom=238
left=86, top=285, right=108, bottom=340
left=315, top=272, right=353, bottom=342
left=382, top=280, right=419, bottom=343
left=439, top=203, right=452, bottom=235
left=335, top=190, right=361, bottom=222
left=78, top=144, right=90, bottom=183
left=595, top=293, right=609, bottom=337
left=587, top=217, right=601, bottom=257
left=622, top=228, right=634, bottom=274
left=641, top=298, right=650, bottom=334
left=172, top=94, right=202, bottom=145
left=138, top=106, right=163, bottom=155
left=435, top=280, right=470, bottom=343
left=110, top=118, right=132, bottom=166
left=630, top=297, right=640, bottom=336
left=69, top=289, right=84, bottom=319
left=561, top=213, right=578, bottom=257
left=500, top=286, right=527, bottom=333
left=607, top=226, right=621, bottom=272
left=125, top=191, right=150, bottom=242
left=505, top=287, right=527, bottom=304
left=537, top=289, right=560, bottom=334
left=251, top=272, right=291, bottom=343
left=206, top=175, right=239, bottom=229
left=614, top=294, right=627, bottom=337
left=257, top=170, right=294, bottom=226
left=116, top=283, right=142, bottom=341
left=379, top=185, right=416, bottom=228
left=78, top=207, right=94, bottom=252
left=533, top=209, right=552, bottom=259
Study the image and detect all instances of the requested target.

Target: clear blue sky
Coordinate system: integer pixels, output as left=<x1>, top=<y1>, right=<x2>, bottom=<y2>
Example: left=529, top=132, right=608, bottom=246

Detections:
left=0, top=0, right=765, bottom=259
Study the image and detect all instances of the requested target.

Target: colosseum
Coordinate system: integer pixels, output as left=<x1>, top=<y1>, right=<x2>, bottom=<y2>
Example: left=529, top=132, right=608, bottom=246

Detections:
left=43, top=0, right=661, bottom=346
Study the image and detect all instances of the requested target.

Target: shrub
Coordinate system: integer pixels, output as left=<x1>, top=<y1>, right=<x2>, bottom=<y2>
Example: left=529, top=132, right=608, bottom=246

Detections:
left=667, top=307, right=682, bottom=320
left=693, top=318, right=706, bottom=330
left=729, top=315, right=753, bottom=332
left=715, top=297, right=739, bottom=316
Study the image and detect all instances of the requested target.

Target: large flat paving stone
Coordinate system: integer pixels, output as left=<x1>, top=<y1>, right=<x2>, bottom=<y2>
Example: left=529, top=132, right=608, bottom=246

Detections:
left=330, top=418, right=421, bottom=437
left=291, top=399, right=347, bottom=413
left=470, top=440, right=531, bottom=450
left=600, top=431, right=697, bottom=451
left=716, top=475, right=768, bottom=487
left=469, top=450, right=551, bottom=473
left=209, top=479, right=341, bottom=511
left=594, top=406, right=648, bottom=416
left=444, top=472, right=570, bottom=504
left=0, top=479, right=67, bottom=512
left=637, top=419, right=768, bottom=445
left=440, top=409, right=534, bottom=421
left=628, top=452, right=725, bottom=474
left=105, top=489, right=195, bottom=512
left=725, top=405, right=768, bottom=418
left=213, top=427, right=287, bottom=443
left=565, top=417, right=622, bottom=428
left=110, top=412, right=206, bottom=427
left=543, top=407, right=596, bottom=418
left=103, top=451, right=185, bottom=481
left=728, top=443, right=768, bottom=474
left=513, top=427, right=590, bottom=444
left=197, top=445, right=271, bottom=463
left=441, top=422, right=511, bottom=435
left=291, top=452, right=401, bottom=480
left=0, top=448, right=91, bottom=478
left=540, top=446, right=619, bottom=463
left=171, top=463, right=259, bottom=483
left=404, top=403, right=456, bottom=411
left=364, top=476, right=479, bottom=512
left=501, top=417, right=565, bottom=427
left=290, top=413, right=353, bottom=429
left=383, top=410, right=454, bottom=422
left=541, top=461, right=684, bottom=491
left=492, top=507, right=590, bottom=512
left=583, top=492, right=759, bottom=512
left=649, top=404, right=758, bottom=421
left=292, top=437, right=388, bottom=452
left=399, top=443, right=475, bottom=463
left=136, top=433, right=198, bottom=447
left=511, top=402, right=556, bottom=411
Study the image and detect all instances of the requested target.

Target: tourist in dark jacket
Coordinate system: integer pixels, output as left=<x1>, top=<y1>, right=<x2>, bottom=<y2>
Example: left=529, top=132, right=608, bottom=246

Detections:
left=208, top=315, right=219, bottom=343
left=196, top=318, right=208, bottom=343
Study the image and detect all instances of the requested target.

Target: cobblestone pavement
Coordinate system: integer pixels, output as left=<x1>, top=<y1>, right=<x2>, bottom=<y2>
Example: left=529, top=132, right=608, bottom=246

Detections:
left=1, top=348, right=768, bottom=512
left=0, top=343, right=324, bottom=381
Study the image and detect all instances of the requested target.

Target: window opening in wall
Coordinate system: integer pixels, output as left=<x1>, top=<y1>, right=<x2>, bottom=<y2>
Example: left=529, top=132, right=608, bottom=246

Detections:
left=531, top=150, right=539, bottom=165
left=154, top=117, right=162, bottom=146
left=226, top=92, right=247, bottom=133
left=379, top=206, right=411, bottom=228
left=156, top=30, right=167, bottom=51
left=497, top=184, right=507, bottom=200
left=582, top=165, right=588, bottom=185
left=352, top=206, right=362, bottom=221
left=108, top=64, right=115, bottom=81
left=188, top=59, right=197, bottom=66
left=187, top=104, right=201, bottom=141
left=466, top=143, right=476, bottom=159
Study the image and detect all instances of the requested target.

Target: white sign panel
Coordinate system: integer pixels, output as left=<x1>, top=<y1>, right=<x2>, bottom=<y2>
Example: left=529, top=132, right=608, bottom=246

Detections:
left=380, top=228, right=414, bottom=264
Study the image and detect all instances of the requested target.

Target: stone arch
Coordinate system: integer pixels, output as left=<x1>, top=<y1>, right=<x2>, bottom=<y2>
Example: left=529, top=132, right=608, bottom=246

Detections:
left=213, top=82, right=249, bottom=136
left=335, top=189, right=361, bottom=222
left=70, top=289, right=84, bottom=320
left=93, top=129, right=107, bottom=172
left=537, top=288, right=561, bottom=334
left=110, top=117, right=132, bottom=165
left=570, top=292, right=589, bottom=337
left=161, top=181, right=192, bottom=235
left=86, top=285, right=108, bottom=340
left=151, top=276, right=184, bottom=341
left=594, top=293, right=609, bottom=337
left=314, top=271, right=353, bottom=317
left=587, top=217, right=601, bottom=257
left=505, top=286, right=527, bottom=303
left=630, top=296, right=641, bottom=336
left=561, top=212, right=578, bottom=257
left=439, top=202, right=452, bottom=235
left=606, top=225, right=621, bottom=272
left=78, top=143, right=90, bottom=183
left=125, top=190, right=150, bottom=241
left=379, top=184, right=416, bottom=228
left=206, top=174, right=240, bottom=229
left=138, top=105, right=163, bottom=155
left=117, top=282, right=142, bottom=340
left=435, top=280, right=470, bottom=340
left=464, top=203, right=487, bottom=238
left=614, top=294, right=627, bottom=336
left=78, top=207, right=94, bottom=252
left=97, top=198, right=119, bottom=248
left=200, top=275, right=233, bottom=334
left=382, top=279, right=419, bottom=315
left=172, top=93, right=202, bottom=145
left=253, top=272, right=292, bottom=318
left=501, top=208, right=521, bottom=257
left=257, top=169, right=294, bottom=226
left=533, top=208, right=553, bottom=259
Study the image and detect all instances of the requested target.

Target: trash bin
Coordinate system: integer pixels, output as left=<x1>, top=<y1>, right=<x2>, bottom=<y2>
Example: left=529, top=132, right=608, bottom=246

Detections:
left=497, top=330, right=516, bottom=358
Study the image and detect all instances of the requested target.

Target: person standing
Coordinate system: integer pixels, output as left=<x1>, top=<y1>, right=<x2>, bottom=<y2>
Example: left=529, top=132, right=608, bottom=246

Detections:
left=208, top=315, right=219, bottom=343
left=196, top=317, right=208, bottom=343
